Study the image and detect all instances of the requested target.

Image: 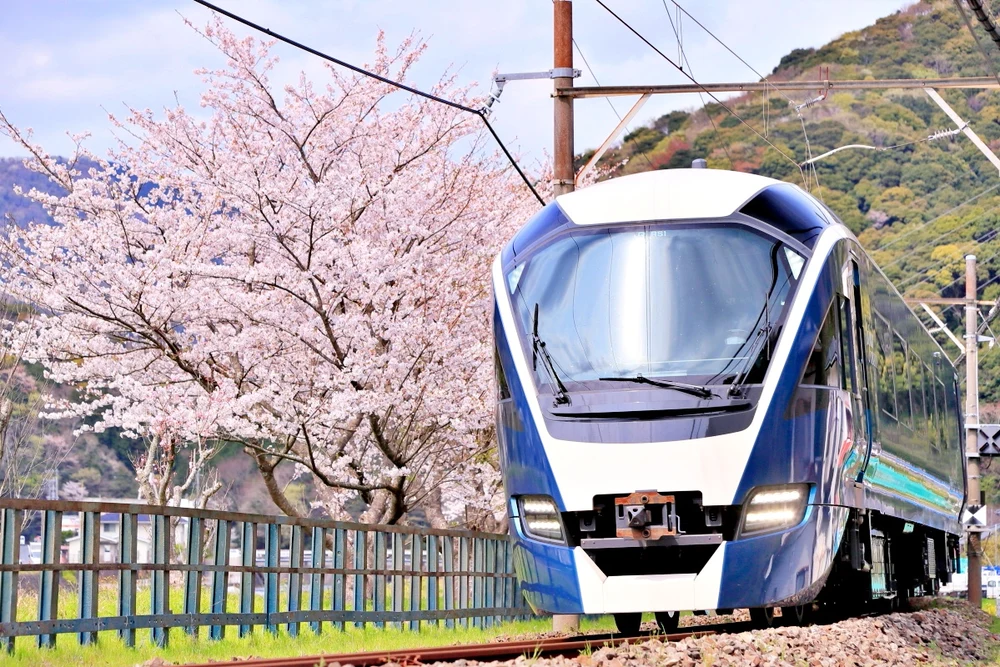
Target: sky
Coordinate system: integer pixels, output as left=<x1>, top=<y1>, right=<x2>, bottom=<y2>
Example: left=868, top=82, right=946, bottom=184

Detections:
left=0, top=0, right=915, bottom=166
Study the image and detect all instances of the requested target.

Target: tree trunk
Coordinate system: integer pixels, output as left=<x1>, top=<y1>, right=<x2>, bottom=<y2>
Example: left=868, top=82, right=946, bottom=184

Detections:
left=252, top=451, right=302, bottom=518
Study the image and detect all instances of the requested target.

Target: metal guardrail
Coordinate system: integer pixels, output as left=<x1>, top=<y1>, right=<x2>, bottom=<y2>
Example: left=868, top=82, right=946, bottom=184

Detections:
left=0, top=499, right=531, bottom=652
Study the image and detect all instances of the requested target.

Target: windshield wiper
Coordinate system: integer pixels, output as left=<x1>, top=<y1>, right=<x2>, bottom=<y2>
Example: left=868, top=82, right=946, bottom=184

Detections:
left=599, top=374, right=716, bottom=399
left=532, top=303, right=571, bottom=406
left=729, top=244, right=782, bottom=398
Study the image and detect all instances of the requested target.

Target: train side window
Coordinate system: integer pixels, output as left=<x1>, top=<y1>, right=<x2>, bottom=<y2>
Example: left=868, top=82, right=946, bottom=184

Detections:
left=495, top=348, right=511, bottom=400
left=925, top=362, right=940, bottom=450
left=873, top=312, right=896, bottom=420
left=910, top=352, right=926, bottom=429
left=802, top=303, right=841, bottom=387
left=837, top=295, right=857, bottom=393
left=935, top=377, right=948, bottom=450
left=946, top=374, right=961, bottom=450
left=893, top=333, right=912, bottom=429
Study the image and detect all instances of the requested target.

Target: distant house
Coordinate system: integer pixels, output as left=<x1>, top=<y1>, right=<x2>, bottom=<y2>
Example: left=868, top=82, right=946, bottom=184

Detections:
left=65, top=500, right=191, bottom=563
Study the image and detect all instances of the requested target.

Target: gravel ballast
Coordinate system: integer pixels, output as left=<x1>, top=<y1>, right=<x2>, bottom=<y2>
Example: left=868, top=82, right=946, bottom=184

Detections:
left=383, top=599, right=1000, bottom=667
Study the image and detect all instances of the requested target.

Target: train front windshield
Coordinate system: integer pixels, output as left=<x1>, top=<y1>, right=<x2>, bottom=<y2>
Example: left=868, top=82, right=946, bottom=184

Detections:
left=505, top=223, right=802, bottom=389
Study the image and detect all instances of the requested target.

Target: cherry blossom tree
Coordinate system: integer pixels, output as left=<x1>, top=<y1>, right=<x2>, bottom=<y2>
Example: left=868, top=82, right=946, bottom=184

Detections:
left=0, top=20, right=539, bottom=522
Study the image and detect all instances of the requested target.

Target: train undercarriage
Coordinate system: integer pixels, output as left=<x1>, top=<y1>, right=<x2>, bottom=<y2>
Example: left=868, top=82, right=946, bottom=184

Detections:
left=608, top=508, right=961, bottom=635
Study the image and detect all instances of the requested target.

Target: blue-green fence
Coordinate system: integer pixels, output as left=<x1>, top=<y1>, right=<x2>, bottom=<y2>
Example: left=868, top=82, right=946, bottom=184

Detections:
left=0, top=498, right=531, bottom=652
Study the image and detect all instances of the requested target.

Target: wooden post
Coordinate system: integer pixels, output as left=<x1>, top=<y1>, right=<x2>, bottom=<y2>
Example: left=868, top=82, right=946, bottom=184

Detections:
left=553, top=0, right=575, bottom=198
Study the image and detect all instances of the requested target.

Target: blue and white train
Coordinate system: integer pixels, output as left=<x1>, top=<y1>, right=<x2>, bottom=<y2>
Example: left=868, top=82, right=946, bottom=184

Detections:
left=492, top=168, right=965, bottom=632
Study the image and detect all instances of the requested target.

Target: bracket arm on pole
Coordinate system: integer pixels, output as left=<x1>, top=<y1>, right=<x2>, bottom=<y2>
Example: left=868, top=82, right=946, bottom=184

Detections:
left=919, top=302, right=964, bottom=354
left=575, top=94, right=651, bottom=185
left=925, top=88, right=1000, bottom=175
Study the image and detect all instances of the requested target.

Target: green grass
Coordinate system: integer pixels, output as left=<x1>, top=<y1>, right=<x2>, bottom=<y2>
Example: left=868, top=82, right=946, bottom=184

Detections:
left=3, top=615, right=617, bottom=667
left=980, top=598, right=1000, bottom=634
left=5, top=576, right=617, bottom=666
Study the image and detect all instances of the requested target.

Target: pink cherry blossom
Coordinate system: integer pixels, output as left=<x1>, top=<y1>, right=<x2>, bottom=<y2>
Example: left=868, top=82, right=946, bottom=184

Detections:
left=0, top=19, right=543, bottom=523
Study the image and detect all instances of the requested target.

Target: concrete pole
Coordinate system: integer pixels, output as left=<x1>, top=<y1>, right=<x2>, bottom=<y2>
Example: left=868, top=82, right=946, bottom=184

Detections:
left=551, top=0, right=579, bottom=634
left=967, top=254, right=983, bottom=609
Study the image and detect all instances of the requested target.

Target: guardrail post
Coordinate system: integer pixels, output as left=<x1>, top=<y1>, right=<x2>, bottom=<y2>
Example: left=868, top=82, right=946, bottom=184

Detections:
left=238, top=521, right=256, bottom=638
left=459, top=536, right=470, bottom=628
left=287, top=525, right=303, bottom=637
left=308, top=527, right=325, bottom=635
left=183, top=515, right=203, bottom=636
left=391, top=532, right=403, bottom=629
left=473, top=537, right=484, bottom=628
left=150, top=513, right=171, bottom=648
left=0, top=500, right=523, bottom=647
left=332, top=528, right=346, bottom=631
left=427, top=534, right=438, bottom=627
left=77, top=510, right=99, bottom=645
left=409, top=534, right=422, bottom=631
left=502, top=540, right=518, bottom=620
left=374, top=531, right=386, bottom=628
left=352, top=530, right=367, bottom=629
left=118, top=513, right=138, bottom=647
left=443, top=535, right=454, bottom=629
left=484, top=538, right=496, bottom=628
left=263, top=522, right=279, bottom=635
left=209, top=518, right=230, bottom=641
left=0, top=507, right=22, bottom=654
left=37, top=509, right=61, bottom=649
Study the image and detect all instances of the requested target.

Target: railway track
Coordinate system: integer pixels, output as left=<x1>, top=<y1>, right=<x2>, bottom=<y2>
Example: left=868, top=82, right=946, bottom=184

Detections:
left=180, top=621, right=750, bottom=667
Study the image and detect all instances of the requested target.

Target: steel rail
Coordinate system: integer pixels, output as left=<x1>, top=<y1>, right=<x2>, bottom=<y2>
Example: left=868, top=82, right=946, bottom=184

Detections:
left=179, top=624, right=746, bottom=667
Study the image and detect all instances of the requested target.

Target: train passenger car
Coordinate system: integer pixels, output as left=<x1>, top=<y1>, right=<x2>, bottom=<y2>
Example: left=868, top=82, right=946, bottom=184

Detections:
left=491, top=168, right=965, bottom=632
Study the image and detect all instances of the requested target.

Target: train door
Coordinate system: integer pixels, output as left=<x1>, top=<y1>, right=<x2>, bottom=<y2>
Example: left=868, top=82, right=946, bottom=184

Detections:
left=845, top=258, right=874, bottom=486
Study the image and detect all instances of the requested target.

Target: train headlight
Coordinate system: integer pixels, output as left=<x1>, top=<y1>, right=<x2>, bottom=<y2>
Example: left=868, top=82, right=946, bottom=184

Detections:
left=517, top=495, right=566, bottom=544
left=739, top=484, right=810, bottom=537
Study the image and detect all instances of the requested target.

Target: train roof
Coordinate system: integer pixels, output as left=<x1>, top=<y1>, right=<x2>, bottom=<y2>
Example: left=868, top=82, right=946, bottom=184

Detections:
left=505, top=170, right=842, bottom=263
left=556, top=168, right=783, bottom=225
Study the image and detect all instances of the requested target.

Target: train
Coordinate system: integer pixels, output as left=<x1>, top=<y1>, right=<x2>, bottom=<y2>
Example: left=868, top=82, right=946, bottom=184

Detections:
left=491, top=168, right=966, bottom=633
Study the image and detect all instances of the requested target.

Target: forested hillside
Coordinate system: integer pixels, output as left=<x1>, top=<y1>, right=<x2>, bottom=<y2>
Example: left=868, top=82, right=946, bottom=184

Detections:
left=588, top=0, right=1000, bottom=401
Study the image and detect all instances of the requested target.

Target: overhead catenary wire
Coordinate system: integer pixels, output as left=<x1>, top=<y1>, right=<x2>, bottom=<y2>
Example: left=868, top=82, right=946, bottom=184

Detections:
left=669, top=0, right=799, bottom=108
left=671, top=0, right=972, bottom=196
left=884, top=207, right=992, bottom=274
left=903, top=244, right=1000, bottom=293
left=878, top=181, right=1000, bottom=251
left=953, top=0, right=1000, bottom=86
left=192, top=0, right=545, bottom=206
left=663, top=1, right=825, bottom=192
left=661, top=2, right=735, bottom=170
left=593, top=0, right=808, bottom=189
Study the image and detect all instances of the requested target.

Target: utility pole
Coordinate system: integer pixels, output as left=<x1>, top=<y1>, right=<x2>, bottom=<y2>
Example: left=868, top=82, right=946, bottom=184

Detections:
left=552, top=0, right=579, bottom=634
left=553, top=0, right=574, bottom=198
left=967, top=254, right=983, bottom=608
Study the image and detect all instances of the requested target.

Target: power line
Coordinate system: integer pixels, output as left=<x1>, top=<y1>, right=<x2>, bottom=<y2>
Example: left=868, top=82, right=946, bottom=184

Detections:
left=953, top=0, right=1000, bottom=86
left=594, top=0, right=807, bottom=188
left=903, top=243, right=1000, bottom=293
left=661, top=2, right=735, bottom=170
left=669, top=1, right=796, bottom=107
left=878, top=182, right=1000, bottom=251
left=665, top=0, right=827, bottom=193
left=192, top=0, right=545, bottom=206
left=884, top=208, right=991, bottom=273
left=572, top=38, right=656, bottom=171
